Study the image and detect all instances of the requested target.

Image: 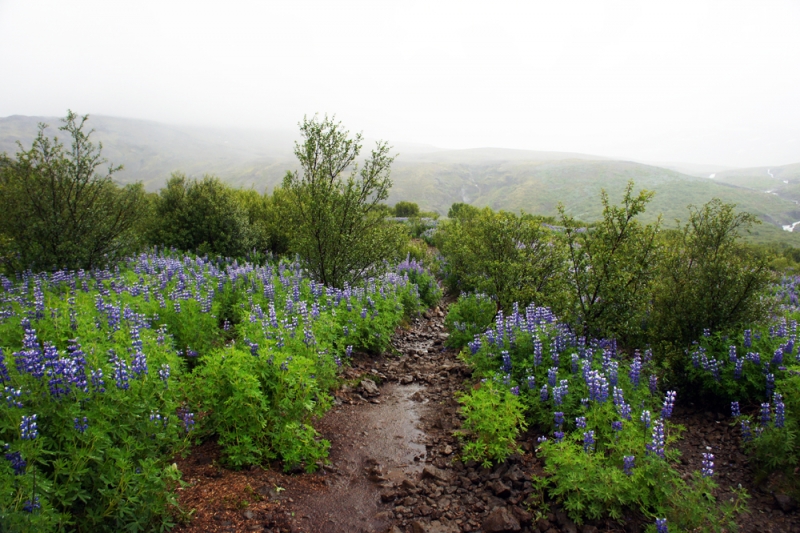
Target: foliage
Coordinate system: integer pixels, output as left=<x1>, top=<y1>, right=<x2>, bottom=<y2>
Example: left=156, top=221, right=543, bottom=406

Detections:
left=393, top=201, right=420, bottom=217
left=559, top=181, right=661, bottom=344
left=282, top=115, right=408, bottom=287
left=652, top=200, right=773, bottom=347
left=396, top=255, right=441, bottom=309
left=148, top=173, right=255, bottom=258
left=0, top=111, right=148, bottom=272
left=444, top=293, right=497, bottom=349
left=0, top=270, right=188, bottom=532
left=436, top=208, right=566, bottom=311
left=457, top=381, right=526, bottom=466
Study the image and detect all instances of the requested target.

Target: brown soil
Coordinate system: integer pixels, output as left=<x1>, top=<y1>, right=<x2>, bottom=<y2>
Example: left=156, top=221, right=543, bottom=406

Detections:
left=174, top=307, right=800, bottom=533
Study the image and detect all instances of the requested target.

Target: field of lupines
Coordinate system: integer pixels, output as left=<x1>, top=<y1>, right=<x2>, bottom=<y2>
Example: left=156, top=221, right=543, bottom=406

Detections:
left=0, top=250, right=431, bottom=532
left=450, top=282, right=800, bottom=533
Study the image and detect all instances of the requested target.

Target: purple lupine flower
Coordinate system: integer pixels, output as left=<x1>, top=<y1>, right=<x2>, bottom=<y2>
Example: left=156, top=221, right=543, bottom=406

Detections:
left=501, top=351, right=512, bottom=373
left=571, top=353, right=579, bottom=374
left=74, top=416, right=88, bottom=433
left=740, top=419, right=752, bottom=442
left=766, top=373, right=775, bottom=399
left=91, top=368, right=105, bottom=393
left=772, top=348, right=784, bottom=366
left=612, top=421, right=623, bottom=432
left=661, top=390, right=677, bottom=419
left=649, top=374, right=658, bottom=395
left=701, top=449, right=715, bottom=477
left=22, top=496, right=40, bottom=513
left=537, top=436, right=548, bottom=444
left=617, top=402, right=632, bottom=421
left=345, top=345, right=353, bottom=358
left=554, top=431, right=564, bottom=443
left=131, top=349, right=147, bottom=379
left=533, top=336, right=542, bottom=366
left=554, top=412, right=564, bottom=427
left=743, top=329, right=752, bottom=348
left=731, top=401, right=740, bottom=418
left=641, top=410, right=651, bottom=430
left=734, top=357, right=743, bottom=380
left=613, top=386, right=625, bottom=406
left=109, top=349, right=129, bottom=390
left=583, top=430, right=595, bottom=452
left=760, top=402, right=771, bottom=426
left=576, top=416, right=587, bottom=429
left=623, top=455, right=635, bottom=476
left=4, top=448, right=26, bottom=475
left=510, top=386, right=520, bottom=396
left=647, top=419, right=665, bottom=458
left=158, top=364, right=170, bottom=387
left=655, top=518, right=668, bottom=533
left=527, top=375, right=536, bottom=389
left=729, top=345, right=737, bottom=362
left=775, top=393, right=785, bottom=428
left=703, top=328, right=711, bottom=337
left=20, top=414, right=38, bottom=440
left=540, top=384, right=548, bottom=402
left=5, top=387, right=23, bottom=408
left=181, top=410, right=195, bottom=433
left=0, top=348, right=10, bottom=384
left=608, top=361, right=619, bottom=387
left=547, top=366, right=558, bottom=387
left=630, top=356, right=642, bottom=388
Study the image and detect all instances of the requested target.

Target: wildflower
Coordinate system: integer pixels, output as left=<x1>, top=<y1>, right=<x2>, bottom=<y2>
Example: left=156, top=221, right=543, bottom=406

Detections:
left=159, top=364, right=170, bottom=386
left=612, top=421, right=623, bottom=432
left=629, top=355, right=642, bottom=388
left=760, top=403, right=771, bottom=426
left=109, top=349, right=129, bottom=390
left=617, top=402, right=632, bottom=421
left=740, top=419, right=752, bottom=442
left=701, top=449, right=715, bottom=477
left=526, top=375, right=535, bottom=389
left=775, top=394, right=785, bottom=428
left=655, top=518, right=668, bottom=533
left=181, top=410, right=195, bottom=433
left=661, top=390, right=677, bottom=419
left=575, top=416, right=587, bottom=429
left=743, top=329, right=752, bottom=348
left=647, top=419, right=666, bottom=458
left=640, top=409, right=651, bottom=430
left=22, top=496, right=40, bottom=513
left=547, top=366, right=558, bottom=387
left=766, top=373, right=775, bottom=399
left=510, top=386, right=520, bottom=396
left=5, top=387, right=23, bottom=408
left=74, top=416, right=88, bottom=433
left=623, top=455, right=635, bottom=476
left=20, top=414, right=38, bottom=440
left=554, top=431, right=564, bottom=443
left=554, top=412, right=564, bottom=427
left=502, top=351, right=512, bottom=373
left=4, top=449, right=26, bottom=475
left=731, top=401, right=740, bottom=418
left=583, top=430, right=595, bottom=452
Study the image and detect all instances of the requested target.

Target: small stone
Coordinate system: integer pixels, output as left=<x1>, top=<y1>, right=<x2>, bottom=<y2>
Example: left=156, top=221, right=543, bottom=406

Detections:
left=422, top=465, right=452, bottom=482
left=481, top=506, right=521, bottom=532
left=360, top=378, right=380, bottom=396
left=443, top=445, right=453, bottom=455
left=242, top=509, right=255, bottom=520
left=775, top=493, right=798, bottom=512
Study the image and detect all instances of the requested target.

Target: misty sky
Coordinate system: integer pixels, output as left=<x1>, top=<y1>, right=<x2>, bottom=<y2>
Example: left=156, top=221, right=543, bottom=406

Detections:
left=1, top=0, right=798, bottom=168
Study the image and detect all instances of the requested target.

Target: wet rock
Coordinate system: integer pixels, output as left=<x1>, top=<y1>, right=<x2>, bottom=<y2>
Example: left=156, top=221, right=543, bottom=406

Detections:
left=775, top=493, right=797, bottom=512
left=422, top=465, right=452, bottom=482
left=360, top=379, right=380, bottom=396
left=481, top=506, right=521, bottom=532
left=491, top=481, right=512, bottom=498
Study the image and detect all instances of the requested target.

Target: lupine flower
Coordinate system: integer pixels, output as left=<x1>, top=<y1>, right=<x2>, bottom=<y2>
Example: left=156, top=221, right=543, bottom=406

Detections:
left=526, top=375, right=535, bottom=389
left=734, top=358, right=743, bottom=380
left=553, top=380, right=568, bottom=406
left=547, top=366, right=558, bottom=387
left=613, top=386, right=625, bottom=406
left=703, top=328, right=711, bottom=337
left=623, top=455, right=634, bottom=476
left=4, top=449, right=26, bottom=475
left=701, top=449, right=715, bottom=477
left=181, top=410, right=195, bottom=433
left=537, top=436, right=548, bottom=444
left=20, top=414, right=38, bottom=440
left=608, top=361, right=618, bottom=387
left=345, top=345, right=353, bottom=358
left=571, top=353, right=579, bottom=374
left=533, top=336, right=542, bottom=366
left=158, top=364, right=170, bottom=387
left=554, top=412, right=564, bottom=427
left=649, top=374, right=658, bottom=395
left=575, top=416, right=587, bottom=429
left=655, top=518, right=668, bottom=533
left=766, top=373, right=775, bottom=399
left=74, top=416, right=89, bottom=433
left=729, top=345, right=737, bottom=362
left=773, top=347, right=784, bottom=366
left=22, top=496, right=40, bottom=513
left=630, top=356, right=642, bottom=388
left=612, top=421, right=623, bottom=432
left=740, top=419, right=752, bottom=442
left=583, top=430, right=595, bottom=452
left=91, top=368, right=106, bottom=393
left=647, top=419, right=665, bottom=458
left=510, top=386, right=520, bottom=396
left=554, top=431, right=564, bottom=443
left=661, top=390, right=677, bottom=419
left=744, top=329, right=752, bottom=348
left=760, top=402, right=771, bottom=426
left=0, top=347, right=10, bottom=384
left=5, top=387, right=23, bottom=408
left=617, top=402, right=632, bottom=421
left=502, top=351, right=512, bottom=373
left=540, top=384, right=548, bottom=402
left=109, top=349, right=129, bottom=390
left=731, top=401, right=740, bottom=418
left=775, top=393, right=785, bottom=428
left=641, top=410, right=651, bottom=430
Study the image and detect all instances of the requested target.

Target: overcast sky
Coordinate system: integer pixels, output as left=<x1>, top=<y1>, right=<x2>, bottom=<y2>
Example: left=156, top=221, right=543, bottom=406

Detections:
left=1, top=0, right=798, bottom=167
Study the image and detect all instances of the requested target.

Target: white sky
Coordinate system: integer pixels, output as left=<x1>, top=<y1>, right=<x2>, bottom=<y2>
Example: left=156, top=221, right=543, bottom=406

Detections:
left=1, top=0, right=798, bottom=167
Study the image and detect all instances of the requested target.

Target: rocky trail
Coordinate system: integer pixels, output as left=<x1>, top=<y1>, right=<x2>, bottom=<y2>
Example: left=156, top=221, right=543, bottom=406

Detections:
left=174, top=307, right=799, bottom=533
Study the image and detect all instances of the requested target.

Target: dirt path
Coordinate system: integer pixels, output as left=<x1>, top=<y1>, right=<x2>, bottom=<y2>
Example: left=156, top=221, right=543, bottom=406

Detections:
left=174, top=308, right=800, bottom=533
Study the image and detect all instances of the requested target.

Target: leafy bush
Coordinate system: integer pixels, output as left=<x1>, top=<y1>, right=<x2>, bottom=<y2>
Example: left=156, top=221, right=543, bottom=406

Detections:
left=444, top=293, right=497, bottom=349
left=457, top=380, right=526, bottom=466
left=436, top=207, right=565, bottom=311
left=397, top=256, right=441, bottom=309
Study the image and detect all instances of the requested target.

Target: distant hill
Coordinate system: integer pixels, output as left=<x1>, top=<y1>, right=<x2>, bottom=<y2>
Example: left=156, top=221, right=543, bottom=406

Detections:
left=2, top=114, right=800, bottom=245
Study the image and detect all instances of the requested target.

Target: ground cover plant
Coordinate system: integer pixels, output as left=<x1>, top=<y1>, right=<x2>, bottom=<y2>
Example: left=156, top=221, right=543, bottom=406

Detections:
left=453, top=297, right=750, bottom=531
left=0, top=250, right=426, bottom=531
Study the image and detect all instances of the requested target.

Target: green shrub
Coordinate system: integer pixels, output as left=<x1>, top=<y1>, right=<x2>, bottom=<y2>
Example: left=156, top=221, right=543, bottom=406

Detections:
left=457, top=381, right=526, bottom=466
left=444, top=293, right=496, bottom=349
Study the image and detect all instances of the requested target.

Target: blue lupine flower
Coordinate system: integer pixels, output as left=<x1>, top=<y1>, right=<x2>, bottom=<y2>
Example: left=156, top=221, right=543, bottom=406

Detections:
left=4, top=449, right=26, bottom=475
left=731, top=401, right=740, bottom=418
left=608, top=361, right=618, bottom=387
left=649, top=374, right=658, bottom=395
left=571, top=353, right=579, bottom=374
left=526, top=375, right=535, bottom=389
left=583, top=430, right=595, bottom=452
left=554, top=431, right=564, bottom=443
left=0, top=347, right=10, bottom=384
left=547, top=366, right=558, bottom=387
left=661, top=390, right=677, bottom=419
left=554, top=412, right=564, bottom=427
left=345, top=345, right=353, bottom=358
left=91, top=368, right=106, bottom=393
left=623, top=455, right=634, bottom=476
left=533, top=336, right=542, bottom=367
left=510, top=386, right=520, bottom=396
left=760, top=402, right=771, bottom=426
left=5, top=386, right=23, bottom=408
left=22, top=496, right=40, bottom=513
left=540, top=384, right=548, bottom=402
left=74, top=416, right=88, bottom=433
left=501, top=351, right=512, bottom=373
left=612, top=421, right=623, bottom=432
left=734, top=358, right=743, bottom=380
left=640, top=410, right=651, bottom=430
left=109, top=349, right=129, bottom=390
left=729, top=345, right=737, bottom=362
left=701, top=450, right=715, bottom=477
left=647, top=419, right=665, bottom=458
left=617, top=402, right=632, bottom=421
left=181, top=410, right=195, bottom=433
left=743, top=329, right=752, bottom=348
left=655, top=518, right=668, bottom=533
left=575, top=416, right=587, bottom=429
left=766, top=373, right=775, bottom=399
left=775, top=394, right=785, bottom=428
left=159, top=364, right=170, bottom=387
left=20, top=414, right=38, bottom=440
left=740, top=419, right=752, bottom=442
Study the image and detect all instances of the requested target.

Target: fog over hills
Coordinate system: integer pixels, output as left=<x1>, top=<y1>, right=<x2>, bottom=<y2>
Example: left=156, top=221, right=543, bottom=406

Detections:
left=2, top=114, right=800, bottom=243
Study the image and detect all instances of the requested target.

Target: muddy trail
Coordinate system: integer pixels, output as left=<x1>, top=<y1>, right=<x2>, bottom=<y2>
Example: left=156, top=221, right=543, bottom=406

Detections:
left=174, top=308, right=799, bottom=533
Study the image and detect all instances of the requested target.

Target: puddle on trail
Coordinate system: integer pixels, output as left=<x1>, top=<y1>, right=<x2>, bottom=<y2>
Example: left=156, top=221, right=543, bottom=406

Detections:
left=289, top=383, right=429, bottom=533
